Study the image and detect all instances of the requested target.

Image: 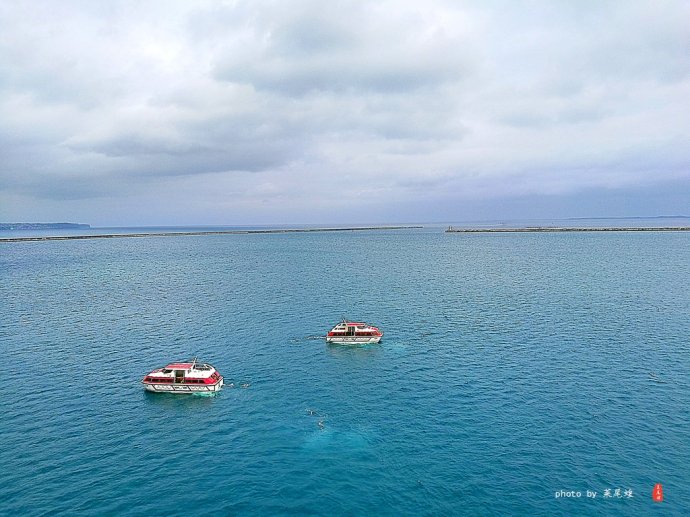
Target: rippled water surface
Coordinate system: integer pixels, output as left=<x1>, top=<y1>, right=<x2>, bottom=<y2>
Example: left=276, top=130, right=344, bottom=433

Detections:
left=1, top=228, right=689, bottom=515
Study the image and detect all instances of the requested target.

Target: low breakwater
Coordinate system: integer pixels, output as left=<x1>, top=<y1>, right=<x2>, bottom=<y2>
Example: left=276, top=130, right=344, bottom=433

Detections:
left=446, top=226, right=690, bottom=233
left=0, top=226, right=422, bottom=243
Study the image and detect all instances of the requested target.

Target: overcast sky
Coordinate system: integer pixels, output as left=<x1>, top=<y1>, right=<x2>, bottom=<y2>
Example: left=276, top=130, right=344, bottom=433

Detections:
left=1, top=0, right=688, bottom=225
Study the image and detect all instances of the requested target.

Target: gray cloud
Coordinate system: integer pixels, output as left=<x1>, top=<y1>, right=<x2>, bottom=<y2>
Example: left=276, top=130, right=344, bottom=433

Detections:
left=0, top=0, right=689, bottom=225
left=212, top=2, right=473, bottom=95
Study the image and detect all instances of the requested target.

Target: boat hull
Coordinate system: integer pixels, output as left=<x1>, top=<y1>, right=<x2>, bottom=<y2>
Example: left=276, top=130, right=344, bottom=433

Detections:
left=143, top=378, right=224, bottom=394
left=326, top=336, right=382, bottom=344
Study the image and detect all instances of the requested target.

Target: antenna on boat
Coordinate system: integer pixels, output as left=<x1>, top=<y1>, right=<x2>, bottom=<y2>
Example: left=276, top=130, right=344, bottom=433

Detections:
left=191, top=356, right=197, bottom=370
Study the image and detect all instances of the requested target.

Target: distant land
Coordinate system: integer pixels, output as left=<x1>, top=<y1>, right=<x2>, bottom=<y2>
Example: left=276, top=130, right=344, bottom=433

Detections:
left=566, top=215, right=689, bottom=220
left=0, top=222, right=90, bottom=230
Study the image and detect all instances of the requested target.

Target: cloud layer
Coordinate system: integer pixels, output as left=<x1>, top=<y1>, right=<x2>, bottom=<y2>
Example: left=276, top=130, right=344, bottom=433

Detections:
left=1, top=0, right=689, bottom=224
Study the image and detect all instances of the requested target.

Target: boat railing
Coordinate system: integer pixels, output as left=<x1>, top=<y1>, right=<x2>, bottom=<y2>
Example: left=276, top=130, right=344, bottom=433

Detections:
left=152, top=383, right=219, bottom=392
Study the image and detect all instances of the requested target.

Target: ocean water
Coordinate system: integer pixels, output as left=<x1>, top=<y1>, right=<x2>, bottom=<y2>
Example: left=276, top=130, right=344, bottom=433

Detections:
left=1, top=227, right=689, bottom=516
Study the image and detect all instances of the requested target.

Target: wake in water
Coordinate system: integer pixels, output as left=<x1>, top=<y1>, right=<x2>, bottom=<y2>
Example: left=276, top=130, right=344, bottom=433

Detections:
left=224, top=382, right=252, bottom=388
left=290, top=335, right=327, bottom=344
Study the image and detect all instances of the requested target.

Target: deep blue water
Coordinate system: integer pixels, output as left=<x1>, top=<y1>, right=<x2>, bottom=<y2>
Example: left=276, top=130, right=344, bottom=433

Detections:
left=1, top=228, right=689, bottom=516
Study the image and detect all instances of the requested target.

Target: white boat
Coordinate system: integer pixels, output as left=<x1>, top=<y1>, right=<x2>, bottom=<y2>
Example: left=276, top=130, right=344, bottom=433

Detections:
left=326, top=320, right=383, bottom=344
left=142, top=358, right=223, bottom=394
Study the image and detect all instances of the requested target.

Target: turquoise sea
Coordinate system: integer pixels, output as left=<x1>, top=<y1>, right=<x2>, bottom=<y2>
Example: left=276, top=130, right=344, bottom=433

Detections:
left=1, top=225, right=689, bottom=515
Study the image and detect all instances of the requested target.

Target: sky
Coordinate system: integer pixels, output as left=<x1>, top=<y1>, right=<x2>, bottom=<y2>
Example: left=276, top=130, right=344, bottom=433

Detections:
left=0, top=0, right=689, bottom=226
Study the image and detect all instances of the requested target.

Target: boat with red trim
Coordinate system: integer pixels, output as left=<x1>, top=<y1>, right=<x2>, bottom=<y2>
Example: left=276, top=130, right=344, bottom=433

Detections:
left=326, top=320, right=383, bottom=344
left=142, top=358, right=224, bottom=393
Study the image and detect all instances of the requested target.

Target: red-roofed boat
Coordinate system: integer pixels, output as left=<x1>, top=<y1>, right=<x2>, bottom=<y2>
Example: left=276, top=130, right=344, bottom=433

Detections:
left=142, top=358, right=223, bottom=393
left=326, top=320, right=383, bottom=344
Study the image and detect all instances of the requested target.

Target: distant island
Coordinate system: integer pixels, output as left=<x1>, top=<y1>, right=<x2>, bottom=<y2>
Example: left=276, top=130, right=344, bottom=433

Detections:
left=566, top=215, right=689, bottom=220
left=0, top=223, right=90, bottom=230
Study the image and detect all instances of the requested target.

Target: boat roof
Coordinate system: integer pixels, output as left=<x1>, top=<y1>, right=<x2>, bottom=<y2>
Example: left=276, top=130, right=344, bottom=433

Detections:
left=165, top=362, right=194, bottom=369
left=160, top=361, right=215, bottom=370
